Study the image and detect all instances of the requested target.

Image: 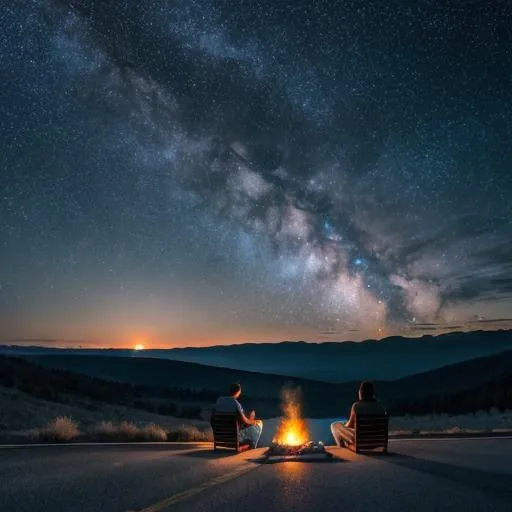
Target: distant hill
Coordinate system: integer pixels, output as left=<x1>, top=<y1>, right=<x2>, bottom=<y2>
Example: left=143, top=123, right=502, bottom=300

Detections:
left=140, top=329, right=512, bottom=382
left=12, top=348, right=512, bottom=419
left=384, top=350, right=512, bottom=416
left=3, top=329, right=511, bottom=383
left=0, top=355, right=220, bottom=421
left=297, top=348, right=512, bottom=414
left=19, top=354, right=342, bottom=418
left=379, top=348, right=512, bottom=400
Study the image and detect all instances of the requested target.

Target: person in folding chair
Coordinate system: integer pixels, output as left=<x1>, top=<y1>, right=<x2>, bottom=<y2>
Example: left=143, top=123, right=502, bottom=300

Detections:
left=330, top=381, right=386, bottom=447
left=212, top=382, right=264, bottom=449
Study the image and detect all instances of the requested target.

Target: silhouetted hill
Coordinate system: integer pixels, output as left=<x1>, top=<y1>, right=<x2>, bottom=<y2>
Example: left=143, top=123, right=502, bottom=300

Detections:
left=19, top=354, right=342, bottom=417
left=2, top=329, right=511, bottom=383
left=339, top=350, right=512, bottom=415
left=3, top=344, right=512, bottom=423
left=9, top=348, right=512, bottom=419
left=140, top=329, right=512, bottom=382
left=0, top=355, right=224, bottom=420
left=381, top=348, right=512, bottom=399
left=385, top=351, right=512, bottom=416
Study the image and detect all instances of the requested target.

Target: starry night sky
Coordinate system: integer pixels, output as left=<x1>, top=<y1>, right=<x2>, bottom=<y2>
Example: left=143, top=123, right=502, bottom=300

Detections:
left=1, top=1, right=511, bottom=347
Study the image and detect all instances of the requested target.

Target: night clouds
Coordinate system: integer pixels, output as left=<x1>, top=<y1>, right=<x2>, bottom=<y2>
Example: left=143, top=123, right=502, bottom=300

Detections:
left=1, top=1, right=511, bottom=345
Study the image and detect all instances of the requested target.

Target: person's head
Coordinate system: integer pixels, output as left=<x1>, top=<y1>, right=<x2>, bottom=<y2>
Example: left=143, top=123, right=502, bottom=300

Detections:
left=229, top=382, right=242, bottom=399
left=358, top=381, right=375, bottom=401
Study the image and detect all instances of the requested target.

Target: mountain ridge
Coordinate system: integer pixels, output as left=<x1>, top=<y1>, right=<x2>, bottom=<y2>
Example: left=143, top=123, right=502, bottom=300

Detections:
left=2, top=328, right=507, bottom=351
left=1, top=329, right=511, bottom=383
left=145, top=329, right=512, bottom=382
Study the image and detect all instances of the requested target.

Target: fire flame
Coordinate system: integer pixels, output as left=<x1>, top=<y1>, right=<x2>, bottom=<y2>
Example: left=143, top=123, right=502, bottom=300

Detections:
left=272, top=386, right=309, bottom=446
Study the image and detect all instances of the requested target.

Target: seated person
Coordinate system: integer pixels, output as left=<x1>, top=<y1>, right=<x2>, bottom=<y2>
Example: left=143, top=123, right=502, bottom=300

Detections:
left=331, top=380, right=386, bottom=447
left=211, top=382, right=264, bottom=449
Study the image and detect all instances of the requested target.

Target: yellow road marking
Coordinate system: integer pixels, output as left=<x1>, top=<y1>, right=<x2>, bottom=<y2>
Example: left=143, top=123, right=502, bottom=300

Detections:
left=131, top=463, right=258, bottom=512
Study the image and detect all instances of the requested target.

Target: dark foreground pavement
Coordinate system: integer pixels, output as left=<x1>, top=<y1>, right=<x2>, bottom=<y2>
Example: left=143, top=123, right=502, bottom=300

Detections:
left=1, top=438, right=511, bottom=512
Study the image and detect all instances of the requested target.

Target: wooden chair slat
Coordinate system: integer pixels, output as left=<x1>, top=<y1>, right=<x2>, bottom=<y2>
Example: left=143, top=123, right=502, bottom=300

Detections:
left=347, top=413, right=389, bottom=453
left=212, top=412, right=245, bottom=452
left=357, top=433, right=388, bottom=439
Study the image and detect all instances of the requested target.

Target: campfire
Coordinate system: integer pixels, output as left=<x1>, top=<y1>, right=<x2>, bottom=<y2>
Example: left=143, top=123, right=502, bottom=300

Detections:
left=266, top=386, right=331, bottom=461
left=272, top=387, right=309, bottom=447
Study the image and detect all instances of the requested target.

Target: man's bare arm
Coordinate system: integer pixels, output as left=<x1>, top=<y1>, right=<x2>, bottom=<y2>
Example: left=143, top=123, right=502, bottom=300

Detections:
left=238, top=410, right=258, bottom=426
left=345, top=404, right=356, bottom=429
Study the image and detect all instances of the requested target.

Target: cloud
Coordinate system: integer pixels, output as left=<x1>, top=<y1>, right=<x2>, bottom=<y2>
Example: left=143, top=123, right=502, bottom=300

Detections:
left=390, top=275, right=441, bottom=322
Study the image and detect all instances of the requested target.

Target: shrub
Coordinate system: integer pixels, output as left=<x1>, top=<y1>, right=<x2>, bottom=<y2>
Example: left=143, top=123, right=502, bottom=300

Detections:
left=91, top=421, right=136, bottom=441
left=167, top=425, right=213, bottom=442
left=30, top=416, right=80, bottom=443
left=90, top=421, right=167, bottom=442
left=142, top=423, right=167, bottom=441
left=118, top=421, right=140, bottom=439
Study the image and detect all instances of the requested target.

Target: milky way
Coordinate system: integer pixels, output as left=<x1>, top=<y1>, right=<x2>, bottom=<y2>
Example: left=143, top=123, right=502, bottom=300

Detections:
left=1, top=1, right=511, bottom=345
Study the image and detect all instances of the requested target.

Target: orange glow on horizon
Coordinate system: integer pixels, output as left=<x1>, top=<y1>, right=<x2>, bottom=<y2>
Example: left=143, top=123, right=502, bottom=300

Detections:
left=5, top=324, right=509, bottom=350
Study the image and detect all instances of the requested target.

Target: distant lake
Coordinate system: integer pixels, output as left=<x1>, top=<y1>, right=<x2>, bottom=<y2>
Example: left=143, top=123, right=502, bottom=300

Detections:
left=259, top=417, right=346, bottom=446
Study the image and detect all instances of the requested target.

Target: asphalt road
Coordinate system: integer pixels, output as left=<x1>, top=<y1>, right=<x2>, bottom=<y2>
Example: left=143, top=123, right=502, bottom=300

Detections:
left=1, top=438, right=511, bottom=512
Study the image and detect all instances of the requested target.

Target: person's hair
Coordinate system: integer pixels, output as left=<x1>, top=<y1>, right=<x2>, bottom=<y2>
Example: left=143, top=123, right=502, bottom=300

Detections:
left=359, top=381, right=375, bottom=400
left=229, top=382, right=242, bottom=396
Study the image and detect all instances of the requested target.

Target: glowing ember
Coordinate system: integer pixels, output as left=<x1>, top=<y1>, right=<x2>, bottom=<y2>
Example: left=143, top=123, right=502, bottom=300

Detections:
left=272, top=386, right=310, bottom=446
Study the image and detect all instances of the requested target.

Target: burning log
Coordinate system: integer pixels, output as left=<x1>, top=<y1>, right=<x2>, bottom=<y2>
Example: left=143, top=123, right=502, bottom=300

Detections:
left=272, top=386, right=310, bottom=447
left=265, top=385, right=332, bottom=462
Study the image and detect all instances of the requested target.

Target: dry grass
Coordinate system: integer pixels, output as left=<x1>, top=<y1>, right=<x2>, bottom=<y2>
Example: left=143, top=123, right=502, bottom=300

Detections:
left=0, top=386, right=210, bottom=440
left=90, top=421, right=168, bottom=442
left=89, top=421, right=212, bottom=442
left=144, top=423, right=168, bottom=441
left=28, top=416, right=80, bottom=443
left=23, top=418, right=211, bottom=444
left=167, top=425, right=213, bottom=442
left=389, top=409, right=512, bottom=435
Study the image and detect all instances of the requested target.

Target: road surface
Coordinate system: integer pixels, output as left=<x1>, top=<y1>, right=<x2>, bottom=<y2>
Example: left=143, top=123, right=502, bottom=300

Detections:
left=1, top=438, right=511, bottom=512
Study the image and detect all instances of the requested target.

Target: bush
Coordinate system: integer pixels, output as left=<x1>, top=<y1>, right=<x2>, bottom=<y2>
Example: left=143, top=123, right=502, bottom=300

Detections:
left=91, top=421, right=136, bottom=441
left=143, top=423, right=168, bottom=441
left=90, top=421, right=168, bottom=442
left=167, top=425, right=213, bottom=442
left=29, top=416, right=80, bottom=443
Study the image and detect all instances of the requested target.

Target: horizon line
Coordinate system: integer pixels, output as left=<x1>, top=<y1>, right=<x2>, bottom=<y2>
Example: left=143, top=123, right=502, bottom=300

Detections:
left=0, top=327, right=510, bottom=350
